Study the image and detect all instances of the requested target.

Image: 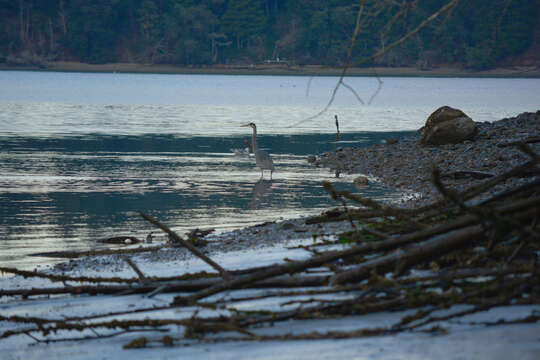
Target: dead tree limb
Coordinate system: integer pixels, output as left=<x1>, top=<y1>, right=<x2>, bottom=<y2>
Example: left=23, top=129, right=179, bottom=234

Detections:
left=140, top=212, right=230, bottom=280
left=124, top=257, right=149, bottom=284
left=498, top=136, right=540, bottom=148
left=0, top=267, right=140, bottom=284
left=331, top=224, right=485, bottom=285
left=292, top=0, right=460, bottom=126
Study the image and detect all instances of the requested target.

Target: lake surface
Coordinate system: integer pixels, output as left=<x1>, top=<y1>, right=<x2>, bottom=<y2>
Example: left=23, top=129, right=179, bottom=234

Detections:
left=1, top=71, right=539, bottom=269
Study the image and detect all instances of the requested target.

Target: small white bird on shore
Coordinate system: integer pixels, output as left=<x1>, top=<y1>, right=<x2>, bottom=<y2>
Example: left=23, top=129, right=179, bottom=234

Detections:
left=231, top=140, right=251, bottom=157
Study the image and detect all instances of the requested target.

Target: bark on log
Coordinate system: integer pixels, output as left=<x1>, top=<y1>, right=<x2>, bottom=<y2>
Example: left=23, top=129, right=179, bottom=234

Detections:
left=330, top=224, right=485, bottom=285
left=331, top=205, right=539, bottom=285
left=0, top=275, right=329, bottom=298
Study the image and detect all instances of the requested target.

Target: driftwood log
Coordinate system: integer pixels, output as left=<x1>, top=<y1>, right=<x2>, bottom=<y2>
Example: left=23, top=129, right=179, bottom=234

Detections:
left=1, top=143, right=539, bottom=348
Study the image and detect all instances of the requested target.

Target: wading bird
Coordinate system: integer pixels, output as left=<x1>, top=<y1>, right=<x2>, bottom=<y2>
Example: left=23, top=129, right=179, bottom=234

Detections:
left=242, top=122, right=274, bottom=179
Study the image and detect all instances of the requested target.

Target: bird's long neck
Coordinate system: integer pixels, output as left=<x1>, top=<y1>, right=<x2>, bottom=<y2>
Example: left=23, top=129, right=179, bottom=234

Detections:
left=251, top=127, right=259, bottom=153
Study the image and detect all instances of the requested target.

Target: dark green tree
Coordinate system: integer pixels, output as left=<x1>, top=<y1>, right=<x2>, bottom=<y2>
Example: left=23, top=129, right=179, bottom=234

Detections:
left=0, top=0, right=536, bottom=68
left=64, top=0, right=118, bottom=63
left=221, top=0, right=267, bottom=50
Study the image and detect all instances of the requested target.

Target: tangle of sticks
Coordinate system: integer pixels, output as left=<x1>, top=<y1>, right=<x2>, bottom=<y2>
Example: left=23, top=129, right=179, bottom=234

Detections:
left=1, top=143, right=538, bottom=349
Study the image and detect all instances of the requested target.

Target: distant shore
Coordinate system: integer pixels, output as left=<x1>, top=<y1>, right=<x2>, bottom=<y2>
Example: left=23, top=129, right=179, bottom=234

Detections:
left=1, top=61, right=540, bottom=78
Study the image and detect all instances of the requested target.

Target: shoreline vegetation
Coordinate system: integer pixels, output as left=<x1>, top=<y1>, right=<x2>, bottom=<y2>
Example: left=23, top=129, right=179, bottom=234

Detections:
left=1, top=61, right=540, bottom=78
left=0, top=111, right=539, bottom=357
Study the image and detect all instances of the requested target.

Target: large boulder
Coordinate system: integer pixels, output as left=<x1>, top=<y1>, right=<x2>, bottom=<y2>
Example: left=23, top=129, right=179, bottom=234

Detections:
left=420, top=106, right=477, bottom=145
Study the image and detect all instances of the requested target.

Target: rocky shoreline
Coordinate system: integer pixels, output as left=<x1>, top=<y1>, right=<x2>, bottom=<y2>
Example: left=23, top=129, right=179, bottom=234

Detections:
left=4, top=110, right=538, bottom=360
left=54, top=217, right=357, bottom=274
left=50, top=110, right=539, bottom=275
left=311, top=110, right=540, bottom=207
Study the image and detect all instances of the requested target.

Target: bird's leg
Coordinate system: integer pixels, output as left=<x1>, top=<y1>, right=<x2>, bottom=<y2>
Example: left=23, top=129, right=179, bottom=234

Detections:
left=270, top=170, right=273, bottom=180
left=260, top=169, right=264, bottom=178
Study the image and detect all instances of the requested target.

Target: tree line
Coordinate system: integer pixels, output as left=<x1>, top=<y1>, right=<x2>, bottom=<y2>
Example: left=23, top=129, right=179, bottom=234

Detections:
left=0, top=0, right=537, bottom=70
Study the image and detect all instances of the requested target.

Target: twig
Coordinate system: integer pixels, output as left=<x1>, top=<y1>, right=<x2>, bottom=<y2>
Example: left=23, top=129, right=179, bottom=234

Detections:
left=292, top=0, right=460, bottom=126
left=140, top=212, right=230, bottom=280
left=431, top=165, right=468, bottom=212
left=331, top=224, right=485, bottom=285
left=362, top=226, right=390, bottom=240
left=341, top=82, right=365, bottom=105
left=292, top=0, right=368, bottom=126
left=124, top=257, right=149, bottom=284
left=506, top=242, right=525, bottom=265
left=0, top=266, right=139, bottom=284
left=498, top=136, right=540, bottom=147
left=351, top=0, right=461, bottom=68
left=516, top=142, right=540, bottom=162
left=23, top=331, right=41, bottom=343
left=334, top=114, right=340, bottom=143
left=322, top=181, right=358, bottom=231
left=29, top=245, right=165, bottom=259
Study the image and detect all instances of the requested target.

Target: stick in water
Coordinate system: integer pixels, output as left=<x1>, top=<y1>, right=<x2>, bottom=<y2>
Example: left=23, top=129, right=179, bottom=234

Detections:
left=139, top=212, right=230, bottom=280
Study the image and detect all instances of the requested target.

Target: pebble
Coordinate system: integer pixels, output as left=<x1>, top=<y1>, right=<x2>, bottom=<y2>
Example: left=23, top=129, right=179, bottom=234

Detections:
left=52, top=217, right=358, bottom=274
left=50, top=111, right=539, bottom=275
left=312, top=111, right=540, bottom=207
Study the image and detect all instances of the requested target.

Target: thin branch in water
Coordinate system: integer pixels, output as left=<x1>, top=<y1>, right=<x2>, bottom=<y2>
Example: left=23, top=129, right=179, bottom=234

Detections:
left=506, top=241, right=525, bottom=265
left=381, top=1, right=411, bottom=38
left=334, top=114, right=340, bottom=138
left=292, top=0, right=460, bottom=127
left=516, top=142, right=540, bottom=162
left=305, top=75, right=314, bottom=98
left=24, top=331, right=42, bottom=343
left=351, top=0, right=461, bottom=68
left=341, top=81, right=365, bottom=105
left=140, top=212, right=231, bottom=280
left=431, top=165, right=468, bottom=213
left=322, top=181, right=358, bottom=232
left=334, top=114, right=341, bottom=156
left=124, top=257, right=149, bottom=284
left=494, top=0, right=514, bottom=45
left=291, top=0, right=368, bottom=127
left=367, top=68, right=383, bottom=105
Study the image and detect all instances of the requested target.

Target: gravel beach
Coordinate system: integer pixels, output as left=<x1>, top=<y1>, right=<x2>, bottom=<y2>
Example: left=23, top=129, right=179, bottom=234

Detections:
left=311, top=110, right=540, bottom=207
left=52, top=216, right=357, bottom=274
left=4, top=110, right=539, bottom=360
left=50, top=110, right=539, bottom=274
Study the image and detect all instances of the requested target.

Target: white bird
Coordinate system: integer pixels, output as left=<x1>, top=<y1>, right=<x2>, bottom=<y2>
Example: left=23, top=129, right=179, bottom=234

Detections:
left=231, top=140, right=251, bottom=157
left=242, top=122, right=274, bottom=179
left=232, top=147, right=250, bottom=157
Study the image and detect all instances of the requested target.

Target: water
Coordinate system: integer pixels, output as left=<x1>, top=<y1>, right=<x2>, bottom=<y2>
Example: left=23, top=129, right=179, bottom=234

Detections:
left=1, top=71, right=539, bottom=269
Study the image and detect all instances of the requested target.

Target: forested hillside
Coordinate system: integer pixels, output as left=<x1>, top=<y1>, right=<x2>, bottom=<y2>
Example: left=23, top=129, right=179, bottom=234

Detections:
left=0, top=0, right=538, bottom=70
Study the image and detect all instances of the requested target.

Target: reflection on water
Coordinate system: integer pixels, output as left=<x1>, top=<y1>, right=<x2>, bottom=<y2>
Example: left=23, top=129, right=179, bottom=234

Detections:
left=0, top=133, right=409, bottom=269
left=2, top=72, right=539, bottom=135
left=251, top=180, right=273, bottom=209
left=1, top=72, right=538, bottom=270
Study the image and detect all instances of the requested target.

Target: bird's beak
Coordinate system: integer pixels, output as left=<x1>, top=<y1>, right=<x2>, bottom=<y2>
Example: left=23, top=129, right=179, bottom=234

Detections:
left=241, top=123, right=250, bottom=127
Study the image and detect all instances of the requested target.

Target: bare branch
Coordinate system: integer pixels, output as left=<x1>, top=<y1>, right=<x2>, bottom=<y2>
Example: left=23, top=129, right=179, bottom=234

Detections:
left=293, top=0, right=461, bottom=126
left=139, top=212, right=231, bottom=280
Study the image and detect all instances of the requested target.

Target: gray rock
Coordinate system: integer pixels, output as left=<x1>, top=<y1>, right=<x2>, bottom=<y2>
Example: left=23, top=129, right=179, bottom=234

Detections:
left=281, top=222, right=295, bottom=230
left=309, top=111, right=539, bottom=208
left=420, top=106, right=477, bottom=146
left=354, top=176, right=369, bottom=187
